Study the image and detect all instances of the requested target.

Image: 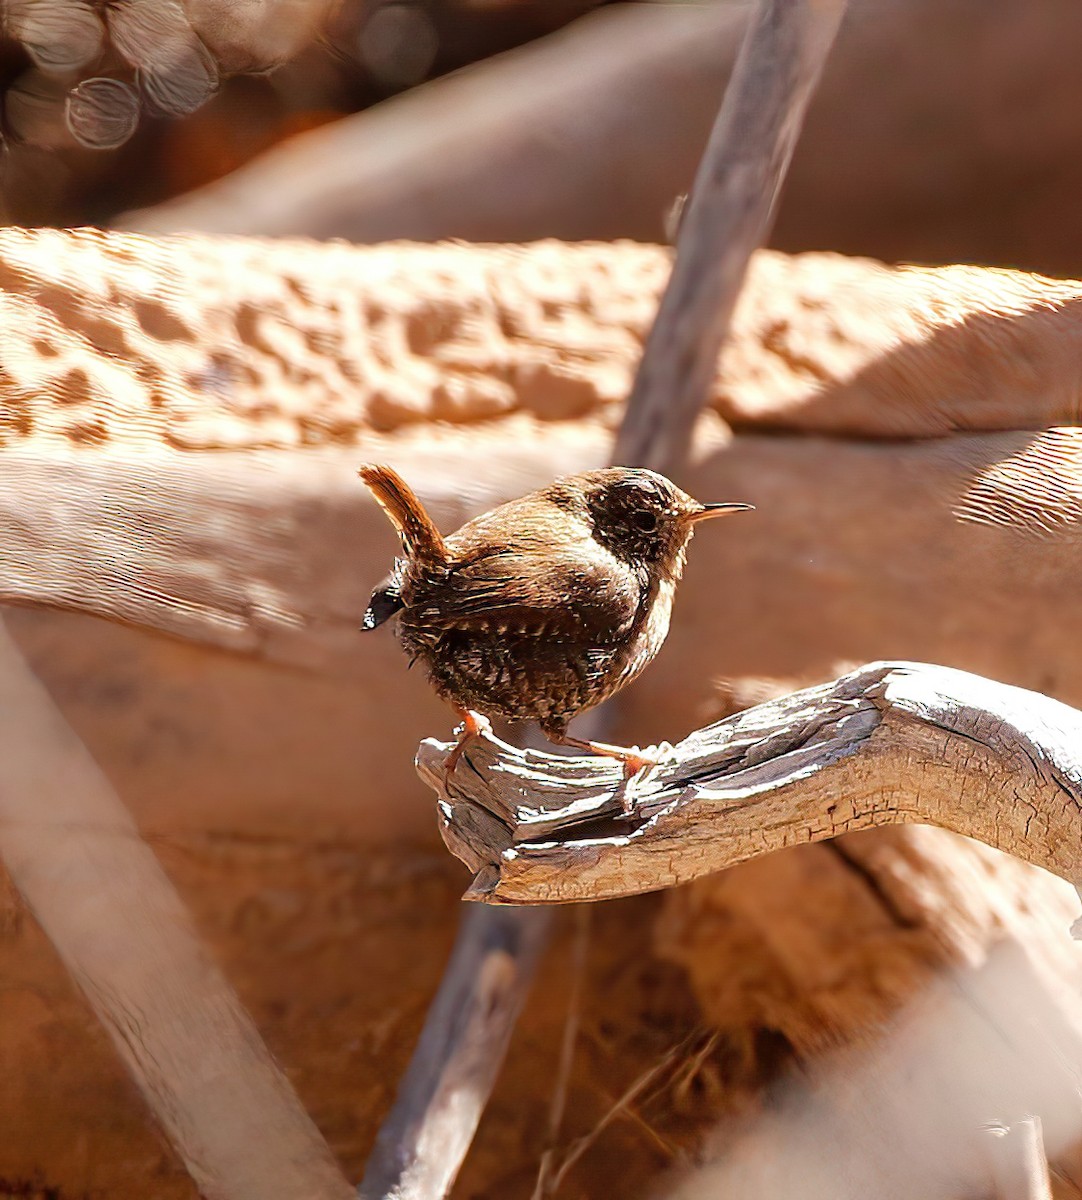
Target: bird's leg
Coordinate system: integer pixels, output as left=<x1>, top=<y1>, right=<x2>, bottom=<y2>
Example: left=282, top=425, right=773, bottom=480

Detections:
left=445, top=706, right=491, bottom=777
left=549, top=734, right=662, bottom=775
left=543, top=727, right=665, bottom=815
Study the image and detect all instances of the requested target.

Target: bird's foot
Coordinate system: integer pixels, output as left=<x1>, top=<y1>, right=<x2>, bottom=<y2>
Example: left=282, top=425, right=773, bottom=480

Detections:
left=445, top=709, right=492, bottom=779
left=615, top=744, right=667, bottom=776
left=545, top=734, right=675, bottom=816
left=614, top=742, right=676, bottom=815
left=541, top=728, right=677, bottom=815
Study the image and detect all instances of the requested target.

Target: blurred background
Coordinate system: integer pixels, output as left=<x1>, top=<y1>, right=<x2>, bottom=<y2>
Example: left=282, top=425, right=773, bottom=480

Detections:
left=4, top=0, right=1082, bottom=276
left=0, top=0, right=599, bottom=224
left=7, top=2, right=1082, bottom=1199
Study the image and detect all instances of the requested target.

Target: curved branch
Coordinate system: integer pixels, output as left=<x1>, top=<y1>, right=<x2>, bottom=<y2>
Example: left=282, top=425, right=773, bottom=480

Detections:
left=418, top=662, right=1082, bottom=905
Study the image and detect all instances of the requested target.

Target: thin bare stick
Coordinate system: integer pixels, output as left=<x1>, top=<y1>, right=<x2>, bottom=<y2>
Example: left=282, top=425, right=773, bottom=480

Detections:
left=532, top=906, right=592, bottom=1200
left=358, top=904, right=551, bottom=1198
left=986, top=1118, right=1054, bottom=1200
left=615, top=0, right=848, bottom=471
left=0, top=617, right=353, bottom=1200
left=419, top=661, right=1082, bottom=905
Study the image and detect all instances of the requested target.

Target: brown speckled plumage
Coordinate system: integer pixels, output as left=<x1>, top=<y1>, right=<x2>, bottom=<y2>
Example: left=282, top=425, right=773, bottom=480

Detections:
left=359, top=464, right=751, bottom=772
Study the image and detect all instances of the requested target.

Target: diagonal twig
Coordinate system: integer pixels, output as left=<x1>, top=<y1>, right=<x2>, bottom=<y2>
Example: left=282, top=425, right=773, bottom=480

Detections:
left=616, top=0, right=848, bottom=472
left=359, top=905, right=552, bottom=1199
left=0, top=617, right=353, bottom=1200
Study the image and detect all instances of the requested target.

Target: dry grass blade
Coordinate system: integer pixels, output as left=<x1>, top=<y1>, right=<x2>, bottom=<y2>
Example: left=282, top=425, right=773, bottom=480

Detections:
left=532, top=906, right=593, bottom=1200
left=547, top=1033, right=701, bottom=1194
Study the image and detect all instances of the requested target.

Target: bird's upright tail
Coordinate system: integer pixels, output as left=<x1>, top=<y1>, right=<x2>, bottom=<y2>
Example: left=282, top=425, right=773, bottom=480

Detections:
left=358, top=464, right=447, bottom=565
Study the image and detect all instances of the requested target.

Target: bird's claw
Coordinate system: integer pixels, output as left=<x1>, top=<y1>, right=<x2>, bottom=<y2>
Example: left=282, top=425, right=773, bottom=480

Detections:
left=454, top=711, right=492, bottom=741
left=617, top=742, right=675, bottom=816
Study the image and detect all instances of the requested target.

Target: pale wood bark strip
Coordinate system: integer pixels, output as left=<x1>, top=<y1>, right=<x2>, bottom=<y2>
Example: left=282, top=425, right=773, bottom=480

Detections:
left=0, top=618, right=354, bottom=1200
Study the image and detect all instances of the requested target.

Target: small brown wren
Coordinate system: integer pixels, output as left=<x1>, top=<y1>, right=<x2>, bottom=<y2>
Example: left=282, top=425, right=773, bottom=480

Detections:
left=359, top=464, right=752, bottom=778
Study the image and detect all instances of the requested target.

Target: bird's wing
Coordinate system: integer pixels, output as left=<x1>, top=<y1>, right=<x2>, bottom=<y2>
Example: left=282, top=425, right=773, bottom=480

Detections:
left=405, top=546, right=643, bottom=643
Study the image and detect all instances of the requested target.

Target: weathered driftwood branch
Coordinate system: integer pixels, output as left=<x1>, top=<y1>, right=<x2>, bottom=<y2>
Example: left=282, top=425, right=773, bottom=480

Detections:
left=419, top=662, right=1082, bottom=905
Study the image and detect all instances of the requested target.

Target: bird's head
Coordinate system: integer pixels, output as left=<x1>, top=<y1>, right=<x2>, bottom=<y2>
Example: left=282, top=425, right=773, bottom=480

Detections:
left=554, top=467, right=752, bottom=574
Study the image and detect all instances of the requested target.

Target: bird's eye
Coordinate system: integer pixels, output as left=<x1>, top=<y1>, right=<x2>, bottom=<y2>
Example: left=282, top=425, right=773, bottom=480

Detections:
left=632, top=510, right=658, bottom=532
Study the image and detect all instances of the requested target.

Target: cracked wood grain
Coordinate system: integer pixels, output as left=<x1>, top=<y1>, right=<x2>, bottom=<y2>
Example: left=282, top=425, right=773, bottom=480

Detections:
left=418, top=662, right=1082, bottom=905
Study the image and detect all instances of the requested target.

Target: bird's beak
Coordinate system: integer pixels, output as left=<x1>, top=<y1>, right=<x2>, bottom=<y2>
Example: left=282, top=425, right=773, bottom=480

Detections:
left=689, top=502, right=755, bottom=523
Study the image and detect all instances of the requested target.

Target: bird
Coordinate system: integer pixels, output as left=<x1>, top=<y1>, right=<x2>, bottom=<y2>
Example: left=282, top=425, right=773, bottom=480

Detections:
left=358, top=463, right=752, bottom=782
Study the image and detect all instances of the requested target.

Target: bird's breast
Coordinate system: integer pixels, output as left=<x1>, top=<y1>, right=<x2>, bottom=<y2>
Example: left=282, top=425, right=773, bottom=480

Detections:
left=621, top=573, right=676, bottom=680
